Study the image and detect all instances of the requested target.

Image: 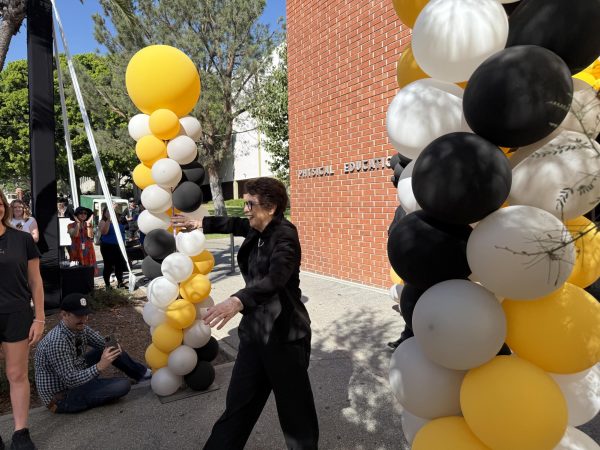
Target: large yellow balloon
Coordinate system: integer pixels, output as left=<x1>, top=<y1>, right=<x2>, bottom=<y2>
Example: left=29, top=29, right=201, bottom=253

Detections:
left=149, top=109, right=181, bottom=140
left=165, top=299, right=197, bottom=329
left=180, top=273, right=212, bottom=303
left=396, top=45, right=428, bottom=88
left=152, top=323, right=183, bottom=353
left=503, top=283, right=600, bottom=374
left=461, top=356, right=567, bottom=450
left=192, top=250, right=215, bottom=275
left=145, top=343, right=169, bottom=371
left=392, top=0, right=429, bottom=28
left=132, top=163, right=155, bottom=189
left=126, top=45, right=201, bottom=117
left=413, top=417, right=490, bottom=450
left=390, top=267, right=404, bottom=285
left=136, top=135, right=167, bottom=166
left=565, top=216, right=600, bottom=288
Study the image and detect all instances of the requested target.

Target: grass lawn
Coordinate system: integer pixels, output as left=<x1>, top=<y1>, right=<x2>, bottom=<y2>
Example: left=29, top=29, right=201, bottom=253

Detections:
left=203, top=199, right=291, bottom=239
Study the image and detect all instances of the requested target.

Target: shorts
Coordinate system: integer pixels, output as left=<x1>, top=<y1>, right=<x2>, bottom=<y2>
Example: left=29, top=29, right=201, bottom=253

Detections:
left=0, top=309, right=33, bottom=343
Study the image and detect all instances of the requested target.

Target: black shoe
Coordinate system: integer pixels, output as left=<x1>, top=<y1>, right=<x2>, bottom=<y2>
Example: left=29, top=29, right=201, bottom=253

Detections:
left=0, top=434, right=5, bottom=450
left=387, top=338, right=402, bottom=350
left=10, top=428, right=36, bottom=450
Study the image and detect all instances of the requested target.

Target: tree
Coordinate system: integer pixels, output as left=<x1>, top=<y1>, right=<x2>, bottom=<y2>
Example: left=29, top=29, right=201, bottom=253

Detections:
left=93, top=0, right=279, bottom=216
left=249, top=41, right=288, bottom=185
left=0, top=54, right=135, bottom=192
left=0, top=0, right=26, bottom=72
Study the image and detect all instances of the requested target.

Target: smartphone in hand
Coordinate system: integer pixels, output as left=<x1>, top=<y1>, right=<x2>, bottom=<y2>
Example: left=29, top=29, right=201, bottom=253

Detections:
left=105, top=334, right=119, bottom=350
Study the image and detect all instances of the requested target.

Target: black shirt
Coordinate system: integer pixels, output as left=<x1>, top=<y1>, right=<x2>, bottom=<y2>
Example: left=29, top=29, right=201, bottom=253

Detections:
left=0, top=227, right=40, bottom=313
left=203, top=215, right=311, bottom=344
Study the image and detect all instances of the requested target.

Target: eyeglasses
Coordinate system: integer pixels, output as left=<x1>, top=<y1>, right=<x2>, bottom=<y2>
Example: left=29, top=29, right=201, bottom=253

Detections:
left=243, top=200, right=263, bottom=211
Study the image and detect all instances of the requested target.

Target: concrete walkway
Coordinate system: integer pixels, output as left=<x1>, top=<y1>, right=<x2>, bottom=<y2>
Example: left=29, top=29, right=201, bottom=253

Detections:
left=0, top=238, right=597, bottom=449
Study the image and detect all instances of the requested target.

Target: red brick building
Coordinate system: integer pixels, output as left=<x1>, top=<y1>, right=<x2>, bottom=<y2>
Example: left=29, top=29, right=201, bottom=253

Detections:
left=288, top=0, right=411, bottom=288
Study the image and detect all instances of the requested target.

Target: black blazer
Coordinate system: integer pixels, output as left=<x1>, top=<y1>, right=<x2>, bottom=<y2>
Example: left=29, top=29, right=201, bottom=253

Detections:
left=202, top=215, right=311, bottom=344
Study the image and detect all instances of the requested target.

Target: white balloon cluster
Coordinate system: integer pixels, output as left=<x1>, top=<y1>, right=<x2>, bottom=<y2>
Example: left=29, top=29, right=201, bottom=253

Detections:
left=386, top=0, right=600, bottom=447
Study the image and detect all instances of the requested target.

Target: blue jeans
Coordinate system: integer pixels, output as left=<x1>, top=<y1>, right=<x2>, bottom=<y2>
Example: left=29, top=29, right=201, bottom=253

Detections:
left=54, top=349, right=147, bottom=413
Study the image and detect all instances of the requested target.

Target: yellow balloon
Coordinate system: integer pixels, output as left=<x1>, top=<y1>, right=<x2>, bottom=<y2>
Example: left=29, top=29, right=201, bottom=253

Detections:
left=396, top=45, right=428, bottom=88
left=152, top=323, right=183, bottom=353
left=565, top=216, right=600, bottom=288
left=503, top=283, right=600, bottom=374
left=192, top=250, right=215, bottom=275
left=149, top=109, right=181, bottom=140
left=392, top=0, right=430, bottom=28
left=179, top=273, right=212, bottom=303
left=413, top=417, right=490, bottom=450
left=132, top=163, right=155, bottom=189
left=126, top=45, right=201, bottom=117
left=573, top=72, right=597, bottom=87
left=456, top=81, right=468, bottom=89
left=135, top=135, right=167, bottom=166
left=461, top=356, right=567, bottom=450
left=165, top=299, right=197, bottom=329
left=145, top=343, right=169, bottom=371
left=390, top=267, right=404, bottom=285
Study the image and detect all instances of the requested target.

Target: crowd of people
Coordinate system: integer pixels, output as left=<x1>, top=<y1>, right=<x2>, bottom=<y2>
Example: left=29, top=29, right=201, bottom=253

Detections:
left=0, top=178, right=320, bottom=449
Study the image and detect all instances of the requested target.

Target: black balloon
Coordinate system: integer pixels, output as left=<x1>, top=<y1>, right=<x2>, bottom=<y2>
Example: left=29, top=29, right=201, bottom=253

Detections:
left=387, top=211, right=472, bottom=290
left=143, top=229, right=176, bottom=260
left=387, top=205, right=407, bottom=236
left=180, top=161, right=206, bottom=185
left=412, top=132, right=512, bottom=224
left=463, top=46, right=573, bottom=148
left=184, top=361, right=215, bottom=391
left=172, top=181, right=203, bottom=213
left=141, top=256, right=162, bottom=280
left=195, top=337, right=219, bottom=362
left=389, top=153, right=401, bottom=171
left=497, top=343, right=513, bottom=356
left=391, top=175, right=399, bottom=188
left=507, top=0, right=600, bottom=74
left=393, top=163, right=404, bottom=179
left=400, top=284, right=426, bottom=330
left=502, top=1, right=520, bottom=16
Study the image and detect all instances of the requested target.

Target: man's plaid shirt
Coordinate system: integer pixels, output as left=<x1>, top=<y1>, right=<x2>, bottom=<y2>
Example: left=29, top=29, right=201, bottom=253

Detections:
left=34, top=321, right=106, bottom=406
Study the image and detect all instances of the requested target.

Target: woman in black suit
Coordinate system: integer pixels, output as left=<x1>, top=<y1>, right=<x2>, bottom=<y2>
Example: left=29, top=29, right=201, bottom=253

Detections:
left=172, top=177, right=319, bottom=450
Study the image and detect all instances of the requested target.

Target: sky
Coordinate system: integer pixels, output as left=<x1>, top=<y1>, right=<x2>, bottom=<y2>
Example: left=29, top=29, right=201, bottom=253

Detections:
left=5, top=0, right=286, bottom=64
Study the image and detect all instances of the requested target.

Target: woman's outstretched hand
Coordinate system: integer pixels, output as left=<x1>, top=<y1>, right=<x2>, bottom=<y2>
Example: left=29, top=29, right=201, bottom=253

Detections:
left=203, top=297, right=244, bottom=330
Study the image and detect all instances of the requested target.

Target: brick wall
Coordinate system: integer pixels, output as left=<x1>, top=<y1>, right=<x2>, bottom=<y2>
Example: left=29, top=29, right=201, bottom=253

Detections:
left=288, top=0, right=411, bottom=288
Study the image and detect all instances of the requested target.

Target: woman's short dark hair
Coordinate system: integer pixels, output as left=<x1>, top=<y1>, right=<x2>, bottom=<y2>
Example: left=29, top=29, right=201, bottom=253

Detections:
left=245, top=177, right=288, bottom=216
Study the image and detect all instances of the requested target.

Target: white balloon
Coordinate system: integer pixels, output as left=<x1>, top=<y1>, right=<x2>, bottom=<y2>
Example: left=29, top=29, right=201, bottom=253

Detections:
left=386, top=79, right=466, bottom=159
left=148, top=276, right=180, bottom=309
left=412, top=0, right=508, bottom=82
left=179, top=116, right=202, bottom=142
left=141, top=184, right=172, bottom=214
left=167, top=135, right=198, bottom=165
left=509, top=130, right=600, bottom=220
left=142, top=301, right=166, bottom=327
left=196, top=295, right=215, bottom=309
left=161, top=252, right=194, bottom=283
left=551, top=365, right=600, bottom=427
left=389, top=338, right=465, bottom=419
left=167, top=345, right=198, bottom=376
left=498, top=0, right=519, bottom=3
left=560, top=79, right=600, bottom=139
left=467, top=206, right=575, bottom=299
left=401, top=410, right=430, bottom=445
left=398, top=160, right=416, bottom=182
left=137, top=210, right=171, bottom=234
left=182, top=205, right=210, bottom=221
left=150, top=367, right=182, bottom=396
left=151, top=158, right=182, bottom=188
left=183, top=320, right=212, bottom=348
left=128, top=113, right=151, bottom=141
left=397, top=178, right=421, bottom=213
left=176, top=229, right=206, bottom=257
left=389, top=284, right=403, bottom=303
left=412, top=280, right=506, bottom=370
left=554, top=426, right=600, bottom=450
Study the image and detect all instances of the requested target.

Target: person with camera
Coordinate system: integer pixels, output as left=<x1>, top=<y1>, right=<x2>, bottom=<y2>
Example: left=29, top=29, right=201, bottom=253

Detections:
left=66, top=206, right=97, bottom=272
left=34, top=293, right=151, bottom=414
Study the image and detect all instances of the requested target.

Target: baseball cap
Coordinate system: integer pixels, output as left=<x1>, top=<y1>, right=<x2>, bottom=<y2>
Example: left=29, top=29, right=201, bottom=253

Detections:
left=61, top=293, right=92, bottom=315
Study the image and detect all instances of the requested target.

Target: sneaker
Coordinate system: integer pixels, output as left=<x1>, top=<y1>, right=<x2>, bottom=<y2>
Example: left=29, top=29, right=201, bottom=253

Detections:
left=141, top=368, right=152, bottom=380
left=10, top=428, right=36, bottom=450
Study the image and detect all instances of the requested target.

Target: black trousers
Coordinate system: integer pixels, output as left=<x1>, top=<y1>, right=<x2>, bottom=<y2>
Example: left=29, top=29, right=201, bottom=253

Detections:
left=203, top=336, right=319, bottom=450
left=100, top=243, right=126, bottom=285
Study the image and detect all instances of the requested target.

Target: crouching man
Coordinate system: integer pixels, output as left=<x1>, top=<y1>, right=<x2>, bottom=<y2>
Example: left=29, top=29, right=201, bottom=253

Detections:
left=34, top=293, right=151, bottom=413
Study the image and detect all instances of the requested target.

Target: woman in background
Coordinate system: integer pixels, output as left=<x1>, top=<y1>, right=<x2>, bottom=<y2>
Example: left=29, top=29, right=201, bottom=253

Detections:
left=99, top=206, right=127, bottom=289
left=0, top=188, right=44, bottom=449
left=10, top=200, right=39, bottom=243
left=67, top=206, right=97, bottom=273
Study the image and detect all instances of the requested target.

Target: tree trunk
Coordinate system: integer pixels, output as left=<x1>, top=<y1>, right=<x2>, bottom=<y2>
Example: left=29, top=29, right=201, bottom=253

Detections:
left=208, top=165, right=227, bottom=217
left=0, top=18, right=16, bottom=72
left=0, top=1, right=27, bottom=72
